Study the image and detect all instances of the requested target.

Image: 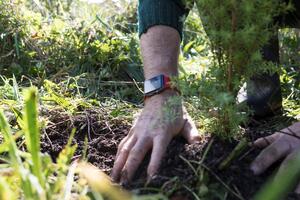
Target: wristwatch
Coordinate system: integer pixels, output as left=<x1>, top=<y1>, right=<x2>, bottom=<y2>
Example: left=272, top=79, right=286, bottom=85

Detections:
left=144, top=74, right=180, bottom=98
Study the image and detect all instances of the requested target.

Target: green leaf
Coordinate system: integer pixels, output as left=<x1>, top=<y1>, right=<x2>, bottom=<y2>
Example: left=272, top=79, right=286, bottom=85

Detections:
left=183, top=41, right=195, bottom=53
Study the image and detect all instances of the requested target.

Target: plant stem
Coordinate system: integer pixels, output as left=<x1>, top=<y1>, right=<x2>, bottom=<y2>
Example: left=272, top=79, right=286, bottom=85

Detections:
left=218, top=138, right=249, bottom=170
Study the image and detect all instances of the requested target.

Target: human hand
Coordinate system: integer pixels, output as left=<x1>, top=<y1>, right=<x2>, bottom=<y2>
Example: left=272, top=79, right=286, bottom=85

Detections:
left=111, top=90, right=201, bottom=185
left=250, top=122, right=300, bottom=193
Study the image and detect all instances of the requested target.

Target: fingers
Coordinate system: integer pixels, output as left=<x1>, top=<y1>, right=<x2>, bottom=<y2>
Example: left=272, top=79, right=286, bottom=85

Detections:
left=115, top=127, right=136, bottom=158
left=111, top=136, right=137, bottom=182
left=147, top=136, right=171, bottom=181
left=120, top=137, right=152, bottom=184
left=253, top=133, right=280, bottom=148
left=181, top=115, right=201, bottom=144
left=115, top=135, right=129, bottom=158
left=251, top=139, right=290, bottom=175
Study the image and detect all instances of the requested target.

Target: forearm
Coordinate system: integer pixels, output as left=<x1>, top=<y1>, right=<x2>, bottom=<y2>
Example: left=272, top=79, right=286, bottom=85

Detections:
left=138, top=0, right=190, bottom=79
left=140, top=25, right=181, bottom=79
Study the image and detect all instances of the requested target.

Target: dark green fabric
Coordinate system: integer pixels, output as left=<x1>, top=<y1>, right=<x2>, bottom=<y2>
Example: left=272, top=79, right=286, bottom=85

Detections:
left=138, top=0, right=299, bottom=40
left=138, top=0, right=190, bottom=39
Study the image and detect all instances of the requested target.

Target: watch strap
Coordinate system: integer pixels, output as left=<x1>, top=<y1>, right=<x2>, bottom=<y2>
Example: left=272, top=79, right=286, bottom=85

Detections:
left=144, top=74, right=180, bottom=100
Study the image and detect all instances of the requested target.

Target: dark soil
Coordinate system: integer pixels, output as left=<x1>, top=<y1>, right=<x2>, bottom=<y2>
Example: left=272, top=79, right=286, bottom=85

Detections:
left=40, top=107, right=300, bottom=200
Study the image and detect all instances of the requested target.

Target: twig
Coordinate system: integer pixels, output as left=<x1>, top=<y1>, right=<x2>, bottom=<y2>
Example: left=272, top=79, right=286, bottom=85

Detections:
left=46, top=118, right=71, bottom=129
left=200, top=163, right=245, bottom=200
left=179, top=155, right=198, bottom=176
left=105, top=121, right=113, bottom=133
left=183, top=185, right=201, bottom=200
left=48, top=128, right=62, bottom=136
left=232, top=184, right=245, bottom=199
left=199, top=137, right=214, bottom=164
left=85, top=112, right=92, bottom=141
left=99, top=80, right=143, bottom=85
left=238, top=147, right=255, bottom=161
left=43, top=129, right=54, bottom=150
left=90, top=121, right=99, bottom=136
left=0, top=50, right=14, bottom=58
left=99, top=106, right=115, bottom=135
left=131, top=77, right=144, bottom=94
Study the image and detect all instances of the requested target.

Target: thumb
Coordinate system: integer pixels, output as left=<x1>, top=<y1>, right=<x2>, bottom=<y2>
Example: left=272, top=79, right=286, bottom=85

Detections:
left=181, top=114, right=202, bottom=144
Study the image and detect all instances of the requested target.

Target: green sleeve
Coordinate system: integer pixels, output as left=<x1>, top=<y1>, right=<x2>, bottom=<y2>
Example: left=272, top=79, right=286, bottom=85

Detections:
left=138, top=0, right=194, bottom=40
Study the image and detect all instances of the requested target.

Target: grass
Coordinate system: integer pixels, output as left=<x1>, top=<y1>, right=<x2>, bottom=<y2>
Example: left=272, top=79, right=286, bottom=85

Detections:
left=23, top=88, right=44, bottom=187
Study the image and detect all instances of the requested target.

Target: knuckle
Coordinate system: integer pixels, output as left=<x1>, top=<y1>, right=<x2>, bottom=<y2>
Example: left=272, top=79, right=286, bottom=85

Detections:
left=130, top=148, right=144, bottom=156
left=130, top=148, right=140, bottom=155
left=255, top=138, right=265, bottom=146
left=274, top=132, right=280, bottom=138
left=120, top=148, right=130, bottom=155
left=141, top=135, right=152, bottom=142
left=129, top=156, right=140, bottom=164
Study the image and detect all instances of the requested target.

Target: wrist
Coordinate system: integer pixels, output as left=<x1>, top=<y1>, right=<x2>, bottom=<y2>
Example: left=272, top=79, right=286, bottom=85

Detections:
left=144, top=74, right=180, bottom=102
left=144, top=89, right=181, bottom=106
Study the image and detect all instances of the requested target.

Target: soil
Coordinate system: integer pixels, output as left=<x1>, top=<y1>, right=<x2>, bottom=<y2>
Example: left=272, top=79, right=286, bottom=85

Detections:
left=40, top=107, right=300, bottom=200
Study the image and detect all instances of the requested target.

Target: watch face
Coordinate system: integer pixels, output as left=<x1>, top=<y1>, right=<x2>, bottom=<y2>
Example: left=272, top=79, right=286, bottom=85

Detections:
left=144, top=75, right=164, bottom=95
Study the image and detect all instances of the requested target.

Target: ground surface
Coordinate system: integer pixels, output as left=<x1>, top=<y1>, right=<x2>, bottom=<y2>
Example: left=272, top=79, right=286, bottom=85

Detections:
left=40, top=107, right=300, bottom=200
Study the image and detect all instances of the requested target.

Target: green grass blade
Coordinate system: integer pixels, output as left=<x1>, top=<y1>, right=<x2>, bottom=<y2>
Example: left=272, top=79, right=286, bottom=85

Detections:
left=0, top=110, right=21, bottom=166
left=254, top=153, right=300, bottom=200
left=12, top=75, right=20, bottom=101
left=23, top=87, right=44, bottom=187
left=0, top=110, right=39, bottom=199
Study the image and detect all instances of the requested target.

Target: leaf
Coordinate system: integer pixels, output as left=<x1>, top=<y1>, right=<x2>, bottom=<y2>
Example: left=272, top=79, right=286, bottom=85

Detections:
left=183, top=41, right=195, bottom=53
left=77, top=162, right=132, bottom=200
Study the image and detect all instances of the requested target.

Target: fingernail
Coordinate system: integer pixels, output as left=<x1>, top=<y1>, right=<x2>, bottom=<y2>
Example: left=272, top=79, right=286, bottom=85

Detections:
left=111, top=175, right=117, bottom=183
left=146, top=174, right=157, bottom=185
left=120, top=171, right=129, bottom=186
left=250, top=164, right=259, bottom=175
left=120, top=177, right=129, bottom=186
left=120, top=180, right=128, bottom=187
left=146, top=176, right=152, bottom=185
left=110, top=170, right=118, bottom=182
